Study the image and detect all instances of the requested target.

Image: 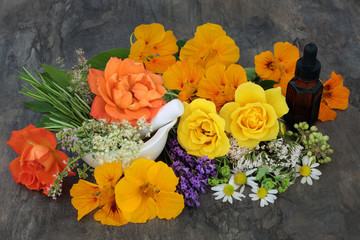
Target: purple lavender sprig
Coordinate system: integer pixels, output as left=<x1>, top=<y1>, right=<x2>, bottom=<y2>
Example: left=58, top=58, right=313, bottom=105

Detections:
left=168, top=138, right=216, bottom=207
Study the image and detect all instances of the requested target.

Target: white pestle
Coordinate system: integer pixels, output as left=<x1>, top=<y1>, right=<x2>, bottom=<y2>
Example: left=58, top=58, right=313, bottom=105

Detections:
left=138, top=99, right=184, bottom=138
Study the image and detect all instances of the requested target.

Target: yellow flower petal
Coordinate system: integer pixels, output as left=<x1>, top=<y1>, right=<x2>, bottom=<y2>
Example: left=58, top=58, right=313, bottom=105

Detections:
left=70, top=179, right=99, bottom=198
left=255, top=51, right=281, bottom=81
left=194, top=23, right=226, bottom=45
left=144, top=55, right=176, bottom=74
left=153, top=31, right=178, bottom=56
left=71, top=196, right=99, bottom=221
left=177, top=98, right=229, bottom=158
left=156, top=191, right=184, bottom=220
left=147, top=161, right=178, bottom=192
left=219, top=102, right=240, bottom=133
left=134, top=23, right=166, bottom=45
left=115, top=178, right=143, bottom=213
left=274, top=42, right=299, bottom=64
left=124, top=158, right=155, bottom=184
left=265, top=87, right=289, bottom=118
left=94, top=204, right=128, bottom=226
left=235, top=82, right=266, bottom=106
left=94, top=162, right=123, bottom=187
left=224, top=64, right=247, bottom=101
left=121, top=196, right=157, bottom=223
left=211, top=36, right=240, bottom=67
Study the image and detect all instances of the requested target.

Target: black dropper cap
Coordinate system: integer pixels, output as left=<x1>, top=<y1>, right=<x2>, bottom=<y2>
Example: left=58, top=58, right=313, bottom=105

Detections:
left=294, top=43, right=321, bottom=82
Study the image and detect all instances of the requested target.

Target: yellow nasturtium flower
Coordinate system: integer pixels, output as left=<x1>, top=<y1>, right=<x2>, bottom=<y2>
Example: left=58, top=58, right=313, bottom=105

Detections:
left=115, top=158, right=184, bottom=223
left=70, top=162, right=128, bottom=226
left=177, top=99, right=230, bottom=159
left=219, top=82, right=289, bottom=149
left=197, top=63, right=248, bottom=111
left=179, top=23, right=240, bottom=69
left=129, top=23, right=178, bottom=74
left=163, top=58, right=205, bottom=103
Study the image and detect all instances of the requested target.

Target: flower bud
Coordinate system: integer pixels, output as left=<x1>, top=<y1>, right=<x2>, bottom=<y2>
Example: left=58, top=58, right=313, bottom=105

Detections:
left=310, top=126, right=318, bottom=132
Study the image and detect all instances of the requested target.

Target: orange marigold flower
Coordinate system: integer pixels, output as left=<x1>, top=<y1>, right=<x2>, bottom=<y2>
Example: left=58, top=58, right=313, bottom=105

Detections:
left=129, top=23, right=178, bottom=74
left=179, top=23, right=240, bottom=69
left=115, top=158, right=184, bottom=223
left=70, top=162, right=128, bottom=226
left=197, top=63, right=247, bottom=111
left=255, top=42, right=299, bottom=95
left=163, top=58, right=205, bottom=102
left=318, top=72, right=350, bottom=121
left=87, top=57, right=167, bottom=126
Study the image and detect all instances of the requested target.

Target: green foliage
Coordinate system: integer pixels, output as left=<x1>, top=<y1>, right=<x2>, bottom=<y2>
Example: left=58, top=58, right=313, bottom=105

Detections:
left=208, top=156, right=230, bottom=186
left=41, top=64, right=72, bottom=89
left=22, top=101, right=55, bottom=113
left=174, top=40, right=186, bottom=61
left=163, top=89, right=179, bottom=102
left=256, top=165, right=268, bottom=180
left=258, top=80, right=279, bottom=90
left=77, top=163, right=95, bottom=179
left=87, top=48, right=130, bottom=70
left=244, top=67, right=261, bottom=83
left=18, top=67, right=91, bottom=131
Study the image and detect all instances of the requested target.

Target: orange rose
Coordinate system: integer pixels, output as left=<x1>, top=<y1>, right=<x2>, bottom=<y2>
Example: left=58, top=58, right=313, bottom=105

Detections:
left=88, top=58, right=167, bottom=125
left=7, top=125, right=74, bottom=195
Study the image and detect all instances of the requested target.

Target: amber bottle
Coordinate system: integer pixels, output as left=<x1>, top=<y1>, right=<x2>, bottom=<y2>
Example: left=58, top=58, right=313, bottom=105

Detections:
left=284, top=43, right=323, bottom=128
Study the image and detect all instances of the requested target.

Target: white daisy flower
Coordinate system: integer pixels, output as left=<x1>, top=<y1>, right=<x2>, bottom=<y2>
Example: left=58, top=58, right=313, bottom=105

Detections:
left=231, top=168, right=258, bottom=188
left=249, top=186, right=278, bottom=207
left=211, top=176, right=246, bottom=204
left=295, top=156, right=322, bottom=185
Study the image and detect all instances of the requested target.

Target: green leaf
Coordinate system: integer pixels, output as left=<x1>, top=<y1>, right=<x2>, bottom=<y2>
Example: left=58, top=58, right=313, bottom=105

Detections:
left=41, top=64, right=71, bottom=89
left=174, top=40, right=186, bottom=61
left=87, top=48, right=130, bottom=70
left=22, top=101, right=55, bottom=113
left=258, top=80, right=279, bottom=90
left=256, top=166, right=268, bottom=180
left=36, top=115, right=53, bottom=128
left=245, top=68, right=261, bottom=83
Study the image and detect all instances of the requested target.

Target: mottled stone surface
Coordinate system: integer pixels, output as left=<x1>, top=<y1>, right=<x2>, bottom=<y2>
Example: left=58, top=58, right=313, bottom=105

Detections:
left=1, top=0, right=359, bottom=239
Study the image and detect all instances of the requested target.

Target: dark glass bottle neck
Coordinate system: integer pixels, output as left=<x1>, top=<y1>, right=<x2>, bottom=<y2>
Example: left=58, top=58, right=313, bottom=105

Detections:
left=294, top=78, right=318, bottom=87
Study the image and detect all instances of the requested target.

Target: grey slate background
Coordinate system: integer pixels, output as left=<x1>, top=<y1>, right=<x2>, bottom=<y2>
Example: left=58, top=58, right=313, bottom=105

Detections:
left=1, top=0, right=359, bottom=239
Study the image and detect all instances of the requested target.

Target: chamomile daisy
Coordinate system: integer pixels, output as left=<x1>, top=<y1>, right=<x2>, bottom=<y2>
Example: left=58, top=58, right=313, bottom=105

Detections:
left=231, top=168, right=258, bottom=188
left=249, top=186, right=277, bottom=207
left=211, top=176, right=246, bottom=204
left=295, top=156, right=322, bottom=185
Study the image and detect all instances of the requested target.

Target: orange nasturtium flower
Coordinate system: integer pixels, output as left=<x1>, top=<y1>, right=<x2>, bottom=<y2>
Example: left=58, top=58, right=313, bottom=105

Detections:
left=196, top=63, right=248, bottom=111
left=70, top=162, right=128, bottom=226
left=179, top=23, right=240, bottom=69
left=318, top=72, right=350, bottom=121
left=87, top=57, right=167, bottom=126
left=115, top=158, right=184, bottom=223
left=255, top=42, right=299, bottom=95
left=129, top=23, right=178, bottom=74
left=163, top=58, right=205, bottom=102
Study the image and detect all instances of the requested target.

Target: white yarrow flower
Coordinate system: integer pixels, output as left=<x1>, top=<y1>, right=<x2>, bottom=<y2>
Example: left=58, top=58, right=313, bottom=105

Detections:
left=295, top=156, right=322, bottom=185
left=211, top=176, right=246, bottom=204
left=249, top=186, right=278, bottom=207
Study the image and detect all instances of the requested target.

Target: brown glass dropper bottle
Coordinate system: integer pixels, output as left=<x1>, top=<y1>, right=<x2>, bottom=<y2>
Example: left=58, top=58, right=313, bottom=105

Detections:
left=284, top=43, right=323, bottom=129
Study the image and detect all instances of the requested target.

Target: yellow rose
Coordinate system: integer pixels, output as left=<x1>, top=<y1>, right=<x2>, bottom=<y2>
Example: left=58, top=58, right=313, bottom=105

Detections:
left=219, top=82, right=289, bottom=149
left=177, top=99, right=230, bottom=159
